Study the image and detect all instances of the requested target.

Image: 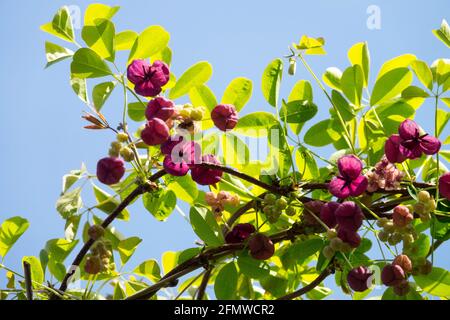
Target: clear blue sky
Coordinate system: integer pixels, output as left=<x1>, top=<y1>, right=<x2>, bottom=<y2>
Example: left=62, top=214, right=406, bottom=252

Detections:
left=0, top=0, right=449, bottom=299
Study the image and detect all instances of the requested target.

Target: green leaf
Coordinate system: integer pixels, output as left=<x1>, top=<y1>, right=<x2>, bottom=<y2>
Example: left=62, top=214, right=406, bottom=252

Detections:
left=115, top=30, right=138, bottom=51
left=48, top=260, right=66, bottom=281
left=237, top=252, right=270, bottom=279
left=118, top=237, right=142, bottom=265
left=281, top=238, right=323, bottom=269
left=304, top=119, right=336, bottom=147
left=71, top=48, right=113, bottom=79
left=348, top=42, right=370, bottom=87
left=370, top=68, right=413, bottom=106
left=222, top=133, right=250, bottom=169
left=261, top=59, right=283, bottom=107
left=280, top=99, right=318, bottom=124
left=93, top=185, right=129, bottom=221
left=411, top=60, right=433, bottom=91
left=70, top=77, right=88, bottom=104
left=142, top=189, right=176, bottom=221
left=341, top=65, right=363, bottom=107
left=295, top=147, right=319, bottom=180
left=45, top=238, right=78, bottom=262
left=377, top=54, right=416, bottom=80
left=437, top=108, right=450, bottom=137
left=382, top=287, right=423, bottom=300
left=40, top=6, right=75, bottom=43
left=288, top=80, right=313, bottom=102
left=165, top=175, right=199, bottom=205
left=295, top=35, right=326, bottom=55
left=84, top=3, right=120, bottom=26
left=260, top=275, right=288, bottom=297
left=22, top=256, right=44, bottom=288
left=189, top=206, right=223, bottom=246
left=414, top=267, right=450, bottom=297
left=133, top=259, right=161, bottom=282
left=441, top=97, right=450, bottom=108
left=221, top=77, right=253, bottom=111
left=152, top=47, right=173, bottom=66
left=56, top=187, right=82, bottom=219
left=401, top=86, right=430, bottom=99
left=433, top=19, right=450, bottom=48
left=128, top=26, right=170, bottom=62
left=127, top=102, right=146, bottom=122
left=162, top=251, right=179, bottom=274
left=113, top=282, right=126, bottom=300
left=44, top=42, right=73, bottom=68
left=169, top=61, right=213, bottom=99
left=322, top=67, right=342, bottom=91
left=234, top=112, right=278, bottom=137
left=0, top=217, right=29, bottom=258
left=214, top=262, right=238, bottom=300
left=64, top=215, right=81, bottom=241
left=92, top=81, right=116, bottom=111
left=62, top=165, right=85, bottom=193
left=407, top=233, right=430, bottom=259
left=82, top=18, right=116, bottom=62
left=331, top=90, right=356, bottom=121
left=189, top=85, right=217, bottom=111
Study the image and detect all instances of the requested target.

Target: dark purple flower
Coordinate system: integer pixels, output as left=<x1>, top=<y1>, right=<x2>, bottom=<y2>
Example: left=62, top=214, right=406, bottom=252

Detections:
left=141, top=118, right=170, bottom=146
left=191, top=154, right=223, bottom=185
left=127, top=60, right=170, bottom=97
left=96, top=157, right=125, bottom=185
left=145, top=97, right=176, bottom=121
left=225, top=223, right=256, bottom=244
left=335, top=201, right=364, bottom=232
left=161, top=135, right=184, bottom=155
left=163, top=141, right=201, bottom=176
left=381, top=264, right=406, bottom=287
left=211, top=104, right=239, bottom=132
left=439, top=172, right=450, bottom=200
left=337, top=229, right=361, bottom=248
left=320, top=201, right=340, bottom=228
left=248, top=233, right=275, bottom=260
left=385, top=119, right=441, bottom=163
left=329, top=155, right=368, bottom=199
left=347, top=266, right=374, bottom=292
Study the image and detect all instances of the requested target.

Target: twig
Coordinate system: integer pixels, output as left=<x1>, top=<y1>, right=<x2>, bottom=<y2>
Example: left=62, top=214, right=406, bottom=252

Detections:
left=23, top=261, right=33, bottom=301
left=196, top=267, right=213, bottom=300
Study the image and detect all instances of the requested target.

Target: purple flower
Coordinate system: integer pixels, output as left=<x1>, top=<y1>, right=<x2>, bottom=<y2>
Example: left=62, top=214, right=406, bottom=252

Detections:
left=161, top=135, right=184, bottom=155
left=302, top=200, right=325, bottom=226
left=329, top=155, right=368, bottom=199
left=190, top=154, right=223, bottom=185
left=225, top=224, right=256, bottom=244
left=141, top=118, right=170, bottom=146
left=385, top=119, right=441, bottom=163
left=439, top=172, right=450, bottom=200
left=248, top=233, right=275, bottom=260
left=145, top=97, right=176, bottom=121
left=320, top=201, right=340, bottom=228
left=381, top=264, right=406, bottom=287
left=337, top=229, right=361, bottom=248
left=163, top=140, right=201, bottom=176
left=96, top=157, right=125, bottom=185
left=211, top=104, right=239, bottom=132
left=347, top=266, right=374, bottom=292
left=335, top=201, right=364, bottom=232
left=127, top=60, right=170, bottom=97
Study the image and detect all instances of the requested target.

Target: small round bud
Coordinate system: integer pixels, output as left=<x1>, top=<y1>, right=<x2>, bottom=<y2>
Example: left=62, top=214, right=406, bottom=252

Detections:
left=393, top=254, right=413, bottom=273
left=322, top=245, right=335, bottom=260
left=376, top=217, right=389, bottom=228
left=248, top=234, right=275, bottom=260
left=285, top=206, right=296, bottom=217
left=418, top=190, right=431, bottom=203
left=402, top=234, right=415, bottom=246
left=327, top=228, right=338, bottom=239
left=88, top=225, right=105, bottom=241
left=179, top=107, right=191, bottom=118
left=393, top=280, right=410, bottom=296
left=120, top=147, right=135, bottom=162
left=275, top=198, right=288, bottom=210
left=378, top=230, right=389, bottom=242
left=419, top=260, right=432, bottom=275
left=330, top=237, right=343, bottom=251
left=414, top=203, right=426, bottom=215
left=190, top=108, right=204, bottom=121
left=116, top=132, right=129, bottom=143
left=264, top=193, right=277, bottom=205
left=111, top=141, right=122, bottom=152
left=393, top=205, right=413, bottom=228
left=288, top=57, right=297, bottom=76
left=263, top=205, right=273, bottom=215
left=388, top=233, right=402, bottom=245
left=420, top=212, right=432, bottom=222
left=85, top=256, right=102, bottom=275
left=426, top=198, right=436, bottom=212
left=108, top=148, right=119, bottom=158
left=383, top=221, right=395, bottom=233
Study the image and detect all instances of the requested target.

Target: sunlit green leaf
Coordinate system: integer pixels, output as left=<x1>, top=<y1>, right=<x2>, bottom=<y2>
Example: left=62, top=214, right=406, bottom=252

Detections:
left=169, top=61, right=213, bottom=99
left=262, top=58, right=283, bottom=107
left=71, top=48, right=113, bottom=79
left=371, top=68, right=413, bottom=106
left=92, top=81, right=116, bottom=111
left=215, top=262, right=238, bottom=300
left=0, top=217, right=29, bottom=258
left=82, top=18, right=116, bottom=62
left=221, top=77, right=253, bottom=111
left=128, top=26, right=170, bottom=62
left=118, top=237, right=142, bottom=264
left=348, top=42, right=370, bottom=87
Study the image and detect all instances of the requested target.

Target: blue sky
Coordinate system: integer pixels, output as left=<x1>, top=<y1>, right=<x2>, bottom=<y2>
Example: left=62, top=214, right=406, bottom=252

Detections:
left=0, top=0, right=449, bottom=299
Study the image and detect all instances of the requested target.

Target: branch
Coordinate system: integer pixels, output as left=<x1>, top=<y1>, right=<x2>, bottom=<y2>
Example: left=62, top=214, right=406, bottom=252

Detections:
left=277, top=264, right=334, bottom=300
left=55, top=170, right=166, bottom=296
left=23, top=261, right=33, bottom=301
left=196, top=267, right=213, bottom=300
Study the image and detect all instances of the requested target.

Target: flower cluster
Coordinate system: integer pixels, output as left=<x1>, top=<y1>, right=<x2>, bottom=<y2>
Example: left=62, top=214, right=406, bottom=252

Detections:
left=262, top=193, right=297, bottom=223
left=329, top=155, right=368, bottom=199
left=84, top=239, right=114, bottom=275
left=413, top=190, right=436, bottom=222
left=385, top=119, right=441, bottom=163
left=377, top=206, right=417, bottom=247
left=366, top=156, right=405, bottom=192
left=205, top=191, right=240, bottom=217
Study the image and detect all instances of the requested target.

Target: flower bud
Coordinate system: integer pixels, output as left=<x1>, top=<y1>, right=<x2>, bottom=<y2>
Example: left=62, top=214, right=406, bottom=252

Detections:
left=388, top=233, right=402, bottom=245
left=330, top=237, right=344, bottom=251
left=417, top=190, right=431, bottom=203
left=322, top=245, right=335, bottom=260
left=88, top=225, right=105, bottom=241
left=191, top=155, right=223, bottom=185
left=285, top=206, right=296, bottom=216
left=264, top=193, right=277, bottom=205
left=393, top=205, right=413, bottom=228
left=419, top=260, right=432, bottom=275
left=376, top=217, right=389, bottom=228
left=413, top=203, right=426, bottom=215
left=120, top=147, right=135, bottom=162
left=145, top=97, right=176, bottom=121
left=275, top=198, right=288, bottom=210
left=347, top=266, right=374, bottom=292
left=211, top=104, right=239, bottom=132
left=425, top=198, right=436, bottom=212
left=439, top=172, right=450, bottom=200
left=393, top=280, right=410, bottom=296
left=381, top=264, right=406, bottom=287
left=111, top=141, right=122, bottom=152
left=335, top=201, right=364, bottom=232
left=97, top=157, right=126, bottom=185
left=393, top=254, right=413, bottom=273
left=141, top=118, right=170, bottom=146
left=420, top=212, right=432, bottom=222
left=85, top=256, right=102, bottom=275
left=190, top=108, right=205, bottom=121
left=383, top=221, right=395, bottom=233
left=378, top=230, right=389, bottom=242
left=225, top=223, right=256, bottom=244
left=327, top=228, right=338, bottom=239
left=320, top=201, right=339, bottom=228
left=288, top=57, right=297, bottom=76
left=337, top=229, right=361, bottom=248
left=248, top=234, right=275, bottom=260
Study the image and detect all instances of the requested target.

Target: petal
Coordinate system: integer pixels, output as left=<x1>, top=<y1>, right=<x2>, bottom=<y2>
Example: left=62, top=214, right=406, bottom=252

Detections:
left=337, top=155, right=363, bottom=180
left=385, top=135, right=407, bottom=163
left=328, top=177, right=351, bottom=199
left=439, top=173, right=450, bottom=200
left=420, top=135, right=441, bottom=155
left=127, top=59, right=149, bottom=84
left=398, top=119, right=419, bottom=140
left=399, top=143, right=422, bottom=160
left=163, top=156, right=189, bottom=176
left=349, top=175, right=368, bottom=197
left=134, top=80, right=161, bottom=97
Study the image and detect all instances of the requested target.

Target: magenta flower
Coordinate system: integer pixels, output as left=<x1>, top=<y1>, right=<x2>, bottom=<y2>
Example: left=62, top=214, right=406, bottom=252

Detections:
left=320, top=201, right=340, bottom=228
left=163, top=140, right=201, bottom=176
left=96, top=157, right=125, bottom=185
left=329, top=155, right=368, bottom=199
left=127, top=60, right=170, bottom=97
left=211, top=104, right=239, bottom=132
left=381, top=264, right=406, bottom=287
left=439, top=172, right=450, bottom=200
left=385, top=119, right=441, bottom=163
left=337, top=229, right=361, bottom=248
left=225, top=223, right=256, bottom=244
left=335, top=201, right=364, bottom=232
left=141, top=118, right=170, bottom=146
left=161, top=135, right=184, bottom=155
left=190, top=154, right=223, bottom=185
left=145, top=97, right=176, bottom=121
left=347, top=266, right=374, bottom=292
